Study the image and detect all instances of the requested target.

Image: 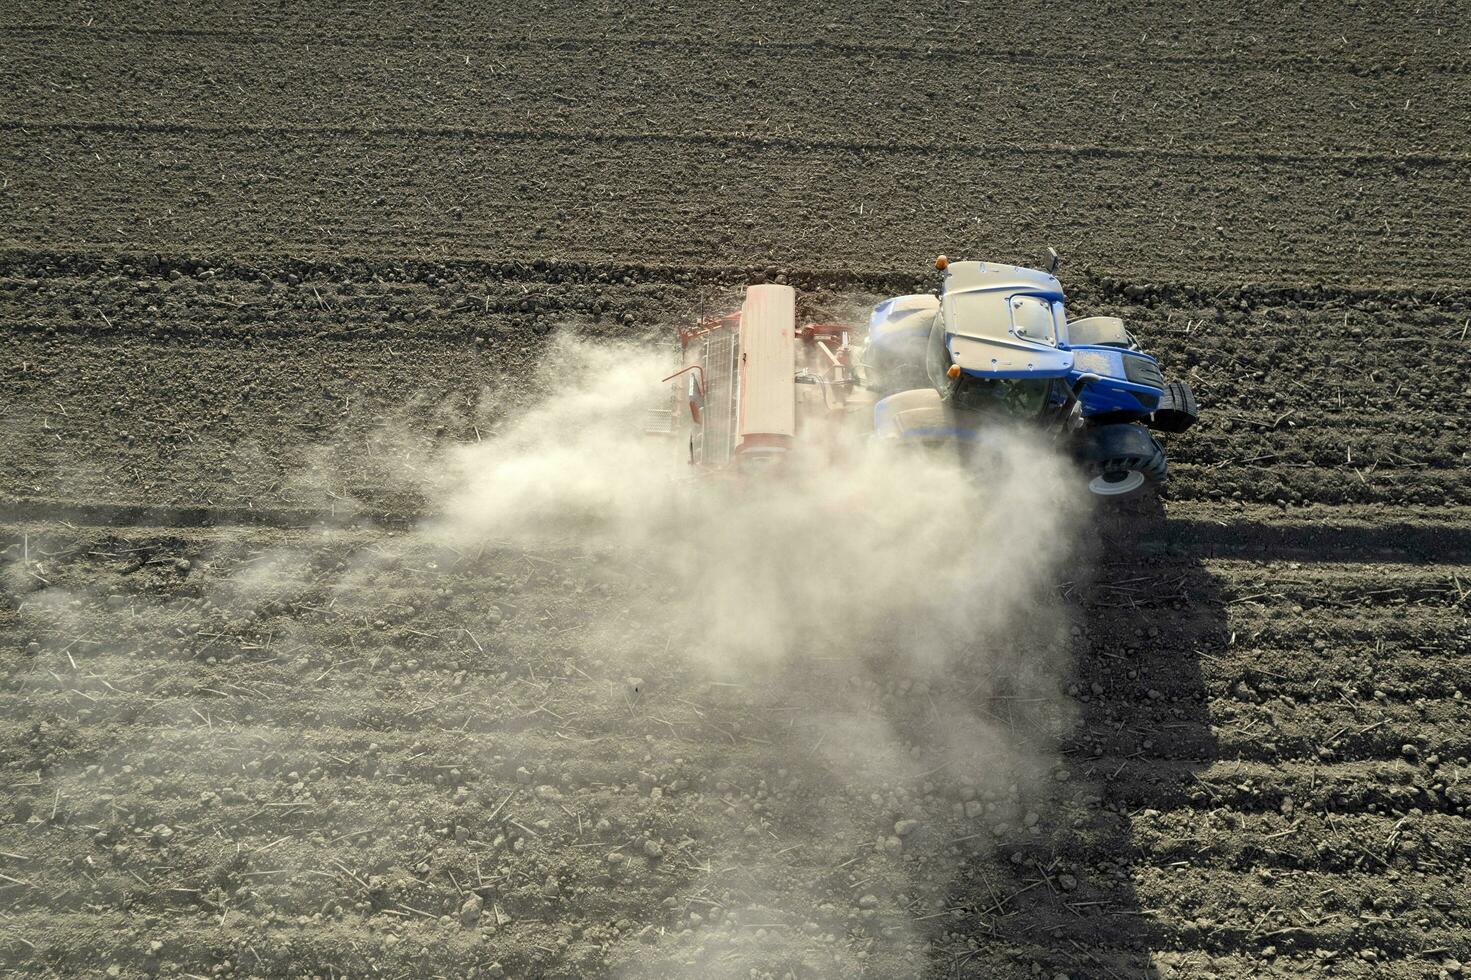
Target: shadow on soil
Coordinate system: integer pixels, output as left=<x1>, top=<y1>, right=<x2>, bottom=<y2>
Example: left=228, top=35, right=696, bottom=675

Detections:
left=934, top=501, right=1466, bottom=978
left=931, top=498, right=1226, bottom=979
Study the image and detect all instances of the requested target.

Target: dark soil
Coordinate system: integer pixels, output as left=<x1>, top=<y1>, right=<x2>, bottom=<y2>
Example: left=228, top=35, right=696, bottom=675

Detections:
left=2, top=2, right=1469, bottom=977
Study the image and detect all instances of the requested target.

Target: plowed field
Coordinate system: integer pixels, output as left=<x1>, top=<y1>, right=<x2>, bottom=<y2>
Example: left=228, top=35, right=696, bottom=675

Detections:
left=2, top=2, right=1468, bottom=978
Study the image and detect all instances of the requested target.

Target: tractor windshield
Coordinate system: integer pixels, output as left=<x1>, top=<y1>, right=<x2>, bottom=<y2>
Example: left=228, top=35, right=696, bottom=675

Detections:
left=926, top=316, right=1051, bottom=418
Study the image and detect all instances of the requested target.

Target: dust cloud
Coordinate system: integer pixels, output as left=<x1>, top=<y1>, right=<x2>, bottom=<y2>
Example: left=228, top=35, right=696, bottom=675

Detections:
left=429, top=332, right=1092, bottom=975
left=433, top=332, right=1087, bottom=675
left=1, top=328, right=1093, bottom=978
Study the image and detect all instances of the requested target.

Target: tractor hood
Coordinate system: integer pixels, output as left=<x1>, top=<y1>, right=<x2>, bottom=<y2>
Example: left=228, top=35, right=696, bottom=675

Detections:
left=940, top=261, right=1074, bottom=379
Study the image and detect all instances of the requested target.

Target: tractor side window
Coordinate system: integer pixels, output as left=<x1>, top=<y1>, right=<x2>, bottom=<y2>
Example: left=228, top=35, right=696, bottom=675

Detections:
left=953, top=377, right=1051, bottom=418
left=925, top=313, right=954, bottom=393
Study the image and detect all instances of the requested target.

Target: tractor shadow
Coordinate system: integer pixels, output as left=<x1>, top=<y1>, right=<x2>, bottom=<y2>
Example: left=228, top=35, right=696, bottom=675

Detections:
left=936, top=495, right=1227, bottom=979
left=938, top=500, right=1471, bottom=978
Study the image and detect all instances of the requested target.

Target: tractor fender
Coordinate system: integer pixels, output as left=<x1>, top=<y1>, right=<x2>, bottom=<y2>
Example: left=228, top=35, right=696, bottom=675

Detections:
left=874, top=388, right=982, bottom=442
left=867, top=294, right=939, bottom=353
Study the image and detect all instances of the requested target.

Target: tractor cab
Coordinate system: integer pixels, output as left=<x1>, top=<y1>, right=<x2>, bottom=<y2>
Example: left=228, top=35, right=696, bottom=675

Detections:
left=923, top=294, right=1058, bottom=420
left=863, top=256, right=1198, bottom=498
left=867, top=258, right=1181, bottom=426
left=866, top=260, right=1075, bottom=434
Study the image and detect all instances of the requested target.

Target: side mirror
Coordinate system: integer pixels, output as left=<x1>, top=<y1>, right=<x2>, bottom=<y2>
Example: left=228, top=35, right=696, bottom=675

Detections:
left=686, top=373, right=704, bottom=424
left=1043, top=247, right=1060, bottom=275
left=661, top=365, right=706, bottom=424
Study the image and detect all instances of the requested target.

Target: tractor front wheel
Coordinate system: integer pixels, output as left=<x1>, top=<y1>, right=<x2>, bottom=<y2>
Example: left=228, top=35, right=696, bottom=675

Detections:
left=1078, top=423, right=1167, bottom=500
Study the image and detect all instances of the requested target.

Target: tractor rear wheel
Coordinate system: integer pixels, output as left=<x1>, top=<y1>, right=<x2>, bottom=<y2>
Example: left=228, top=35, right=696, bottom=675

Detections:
left=1078, top=423, right=1167, bottom=500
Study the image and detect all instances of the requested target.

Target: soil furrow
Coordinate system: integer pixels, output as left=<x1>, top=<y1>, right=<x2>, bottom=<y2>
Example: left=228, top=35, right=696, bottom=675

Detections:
left=3, top=24, right=1468, bottom=76
left=5, top=130, right=1467, bottom=284
left=4, top=2, right=1468, bottom=975
left=11, top=120, right=1464, bottom=169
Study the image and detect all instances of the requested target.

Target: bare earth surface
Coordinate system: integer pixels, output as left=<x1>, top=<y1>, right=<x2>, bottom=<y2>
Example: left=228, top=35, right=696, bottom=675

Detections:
left=2, top=2, right=1469, bottom=978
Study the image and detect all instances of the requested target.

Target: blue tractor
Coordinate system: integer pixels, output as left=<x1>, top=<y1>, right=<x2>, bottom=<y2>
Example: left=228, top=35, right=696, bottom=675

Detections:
left=859, top=256, right=1198, bottom=499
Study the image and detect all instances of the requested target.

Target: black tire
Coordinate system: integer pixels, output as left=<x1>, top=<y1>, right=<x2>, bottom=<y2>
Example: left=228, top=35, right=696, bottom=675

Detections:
left=1077, top=423, right=1167, bottom=500
left=1150, top=380, right=1198, bottom=434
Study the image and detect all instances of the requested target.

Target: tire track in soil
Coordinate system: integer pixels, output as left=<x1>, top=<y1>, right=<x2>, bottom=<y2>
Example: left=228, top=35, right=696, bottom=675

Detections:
left=7, top=120, right=1466, bottom=170
left=6, top=0, right=1468, bottom=66
left=6, top=35, right=1468, bottom=161
left=7, top=499, right=1471, bottom=562
left=9, top=246, right=1471, bottom=298
left=3, top=25, right=1468, bottom=76
left=4, top=128, right=1468, bottom=285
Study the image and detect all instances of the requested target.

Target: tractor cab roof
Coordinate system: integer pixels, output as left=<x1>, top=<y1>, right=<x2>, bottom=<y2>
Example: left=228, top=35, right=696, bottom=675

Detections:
left=940, top=261, right=1074, bottom=379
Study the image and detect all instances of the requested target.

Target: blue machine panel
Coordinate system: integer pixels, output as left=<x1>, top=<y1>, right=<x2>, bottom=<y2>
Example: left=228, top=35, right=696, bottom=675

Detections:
left=1067, top=346, right=1164, bottom=417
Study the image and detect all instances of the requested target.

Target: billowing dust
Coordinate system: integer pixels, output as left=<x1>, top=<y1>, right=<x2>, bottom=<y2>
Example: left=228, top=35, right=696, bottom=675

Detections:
left=429, top=334, right=1091, bottom=974
left=6, top=330, right=1093, bottom=978
left=436, top=334, right=1086, bottom=674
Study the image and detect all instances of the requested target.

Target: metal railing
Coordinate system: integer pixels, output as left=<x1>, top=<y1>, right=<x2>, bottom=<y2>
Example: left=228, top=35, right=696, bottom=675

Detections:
left=698, top=327, right=740, bottom=467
